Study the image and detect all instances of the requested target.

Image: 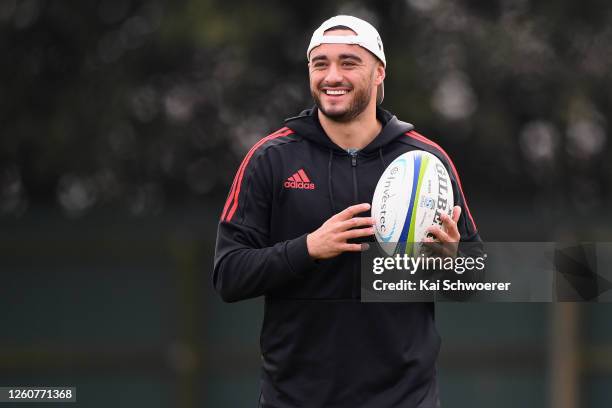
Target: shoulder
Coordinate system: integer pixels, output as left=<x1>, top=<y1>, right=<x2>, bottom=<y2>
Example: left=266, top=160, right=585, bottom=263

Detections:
left=237, top=126, right=303, bottom=167
left=396, top=130, right=464, bottom=195
left=250, top=126, right=307, bottom=155
left=398, top=129, right=457, bottom=169
left=221, top=126, right=298, bottom=222
left=399, top=129, right=478, bottom=232
left=231, top=125, right=309, bottom=182
left=398, top=129, right=463, bottom=186
left=249, top=126, right=301, bottom=155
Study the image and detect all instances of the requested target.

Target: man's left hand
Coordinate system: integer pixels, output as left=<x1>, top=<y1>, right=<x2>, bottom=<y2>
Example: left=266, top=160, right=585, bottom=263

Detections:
left=423, top=206, right=461, bottom=258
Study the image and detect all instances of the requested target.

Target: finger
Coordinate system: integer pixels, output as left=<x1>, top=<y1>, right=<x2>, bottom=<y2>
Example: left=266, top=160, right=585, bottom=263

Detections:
left=338, top=226, right=375, bottom=240
left=452, top=206, right=462, bottom=223
left=334, top=203, right=371, bottom=221
left=439, top=212, right=460, bottom=240
left=336, top=217, right=375, bottom=231
left=426, top=226, right=451, bottom=243
left=340, top=243, right=367, bottom=252
left=421, top=239, right=445, bottom=257
left=422, top=240, right=454, bottom=258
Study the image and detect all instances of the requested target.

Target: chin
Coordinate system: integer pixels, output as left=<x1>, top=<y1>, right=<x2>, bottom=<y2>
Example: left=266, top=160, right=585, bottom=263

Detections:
left=320, top=106, right=349, bottom=119
left=312, top=92, right=363, bottom=122
left=322, top=105, right=347, bottom=116
left=321, top=98, right=352, bottom=113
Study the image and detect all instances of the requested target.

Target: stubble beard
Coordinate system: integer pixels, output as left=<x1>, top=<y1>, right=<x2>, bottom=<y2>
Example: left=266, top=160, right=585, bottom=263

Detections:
left=312, top=81, right=373, bottom=123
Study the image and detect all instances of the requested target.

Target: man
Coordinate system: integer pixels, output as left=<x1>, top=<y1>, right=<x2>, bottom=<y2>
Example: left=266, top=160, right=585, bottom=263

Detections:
left=214, top=15, right=481, bottom=407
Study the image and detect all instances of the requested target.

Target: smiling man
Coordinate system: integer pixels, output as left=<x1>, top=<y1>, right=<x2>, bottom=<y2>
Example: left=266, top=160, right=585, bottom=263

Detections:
left=214, top=15, right=481, bottom=408
left=309, top=28, right=384, bottom=123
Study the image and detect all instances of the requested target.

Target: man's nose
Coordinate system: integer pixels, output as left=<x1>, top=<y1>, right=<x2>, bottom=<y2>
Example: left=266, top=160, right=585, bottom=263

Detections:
left=324, top=63, right=343, bottom=84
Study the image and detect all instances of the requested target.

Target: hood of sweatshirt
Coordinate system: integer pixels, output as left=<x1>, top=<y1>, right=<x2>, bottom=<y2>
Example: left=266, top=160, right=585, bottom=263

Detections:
left=284, top=106, right=414, bottom=154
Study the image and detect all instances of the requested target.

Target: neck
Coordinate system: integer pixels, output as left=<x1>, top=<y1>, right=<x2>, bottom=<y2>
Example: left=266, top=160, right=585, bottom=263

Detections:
left=318, top=105, right=382, bottom=151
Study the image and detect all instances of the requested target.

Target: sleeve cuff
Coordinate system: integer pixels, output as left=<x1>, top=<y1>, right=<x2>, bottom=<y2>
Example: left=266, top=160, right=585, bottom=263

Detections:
left=285, top=233, right=318, bottom=277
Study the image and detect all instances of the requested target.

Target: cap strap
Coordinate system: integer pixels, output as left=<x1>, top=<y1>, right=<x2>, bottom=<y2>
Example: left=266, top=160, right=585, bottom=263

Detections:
left=309, top=35, right=364, bottom=47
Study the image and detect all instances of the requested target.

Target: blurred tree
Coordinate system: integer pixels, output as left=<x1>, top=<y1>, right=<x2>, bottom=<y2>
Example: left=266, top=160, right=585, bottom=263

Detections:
left=0, top=0, right=609, bottom=232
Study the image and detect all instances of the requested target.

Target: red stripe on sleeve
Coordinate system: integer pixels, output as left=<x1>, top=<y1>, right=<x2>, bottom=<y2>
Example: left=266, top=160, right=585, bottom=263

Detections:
left=220, top=127, right=290, bottom=220
left=406, top=130, right=478, bottom=232
left=222, top=128, right=294, bottom=222
left=221, top=127, right=291, bottom=221
left=220, top=171, right=241, bottom=221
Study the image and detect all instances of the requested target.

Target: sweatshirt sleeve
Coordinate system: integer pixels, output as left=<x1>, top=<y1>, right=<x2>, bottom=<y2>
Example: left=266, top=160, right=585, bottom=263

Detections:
left=431, top=155, right=485, bottom=300
left=444, top=155, right=483, bottom=251
left=450, top=175, right=481, bottom=245
left=213, top=142, right=317, bottom=303
left=405, top=130, right=481, bottom=244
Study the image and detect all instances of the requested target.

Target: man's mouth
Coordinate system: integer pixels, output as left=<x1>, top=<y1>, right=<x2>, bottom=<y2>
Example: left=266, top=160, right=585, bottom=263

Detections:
left=323, top=89, right=350, bottom=96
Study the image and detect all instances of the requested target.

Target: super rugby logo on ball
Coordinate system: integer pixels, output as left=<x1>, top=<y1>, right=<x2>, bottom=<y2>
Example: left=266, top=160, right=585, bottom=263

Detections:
left=372, top=150, right=453, bottom=256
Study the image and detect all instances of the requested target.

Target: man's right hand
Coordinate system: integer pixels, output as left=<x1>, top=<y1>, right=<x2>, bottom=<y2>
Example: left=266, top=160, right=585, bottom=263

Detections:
left=306, top=203, right=375, bottom=260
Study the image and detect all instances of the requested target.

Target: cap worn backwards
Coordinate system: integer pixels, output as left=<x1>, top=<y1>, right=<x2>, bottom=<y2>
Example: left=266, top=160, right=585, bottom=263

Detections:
left=307, top=15, right=386, bottom=104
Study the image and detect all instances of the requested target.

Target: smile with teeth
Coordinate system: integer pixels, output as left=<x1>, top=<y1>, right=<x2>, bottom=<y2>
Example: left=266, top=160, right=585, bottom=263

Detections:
left=324, top=89, right=349, bottom=95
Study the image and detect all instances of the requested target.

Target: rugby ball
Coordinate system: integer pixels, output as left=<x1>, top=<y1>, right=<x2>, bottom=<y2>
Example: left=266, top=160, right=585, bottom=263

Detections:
left=371, top=150, right=454, bottom=256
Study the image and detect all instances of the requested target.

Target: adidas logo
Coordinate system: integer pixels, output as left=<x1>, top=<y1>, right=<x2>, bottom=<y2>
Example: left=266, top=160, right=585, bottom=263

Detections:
left=284, top=168, right=315, bottom=190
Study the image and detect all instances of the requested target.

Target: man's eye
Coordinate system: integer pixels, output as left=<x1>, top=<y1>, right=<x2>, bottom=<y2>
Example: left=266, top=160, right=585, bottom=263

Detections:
left=314, top=62, right=327, bottom=68
left=343, top=61, right=356, bottom=67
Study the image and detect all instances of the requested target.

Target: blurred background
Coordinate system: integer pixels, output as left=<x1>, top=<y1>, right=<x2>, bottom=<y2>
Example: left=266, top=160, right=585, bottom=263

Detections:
left=1, top=0, right=611, bottom=407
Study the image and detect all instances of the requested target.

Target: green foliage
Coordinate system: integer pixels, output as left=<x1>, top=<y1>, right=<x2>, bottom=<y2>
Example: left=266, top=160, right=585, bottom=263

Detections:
left=0, top=0, right=610, bottom=226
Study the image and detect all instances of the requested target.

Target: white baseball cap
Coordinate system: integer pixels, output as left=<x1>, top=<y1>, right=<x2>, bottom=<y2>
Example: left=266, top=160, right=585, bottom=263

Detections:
left=307, top=15, right=386, bottom=104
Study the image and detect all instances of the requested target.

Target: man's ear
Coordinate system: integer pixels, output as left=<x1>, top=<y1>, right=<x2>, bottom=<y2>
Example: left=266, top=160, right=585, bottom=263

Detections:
left=375, top=63, right=386, bottom=85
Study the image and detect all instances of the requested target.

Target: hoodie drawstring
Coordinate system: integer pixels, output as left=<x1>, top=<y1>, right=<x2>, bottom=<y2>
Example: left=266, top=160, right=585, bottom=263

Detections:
left=328, top=149, right=336, bottom=213
left=378, top=147, right=386, bottom=172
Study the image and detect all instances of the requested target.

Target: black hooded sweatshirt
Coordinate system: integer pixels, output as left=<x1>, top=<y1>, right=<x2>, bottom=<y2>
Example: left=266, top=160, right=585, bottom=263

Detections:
left=213, top=107, right=481, bottom=408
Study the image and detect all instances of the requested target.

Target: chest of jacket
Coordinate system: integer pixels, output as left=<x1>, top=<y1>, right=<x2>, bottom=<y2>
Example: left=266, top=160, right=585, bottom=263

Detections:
left=269, top=143, right=395, bottom=240
left=266, top=140, right=413, bottom=299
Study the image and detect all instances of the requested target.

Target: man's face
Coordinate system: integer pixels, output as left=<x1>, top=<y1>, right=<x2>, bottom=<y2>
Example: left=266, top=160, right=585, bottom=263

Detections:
left=308, top=29, right=384, bottom=123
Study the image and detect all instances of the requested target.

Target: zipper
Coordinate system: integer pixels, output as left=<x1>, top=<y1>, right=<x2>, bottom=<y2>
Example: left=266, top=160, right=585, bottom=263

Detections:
left=348, top=149, right=359, bottom=204
left=347, top=148, right=359, bottom=299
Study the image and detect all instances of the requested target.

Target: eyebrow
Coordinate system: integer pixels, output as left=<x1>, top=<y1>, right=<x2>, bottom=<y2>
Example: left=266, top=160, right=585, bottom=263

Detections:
left=339, top=53, right=363, bottom=62
left=310, top=53, right=363, bottom=63
left=310, top=55, right=328, bottom=62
